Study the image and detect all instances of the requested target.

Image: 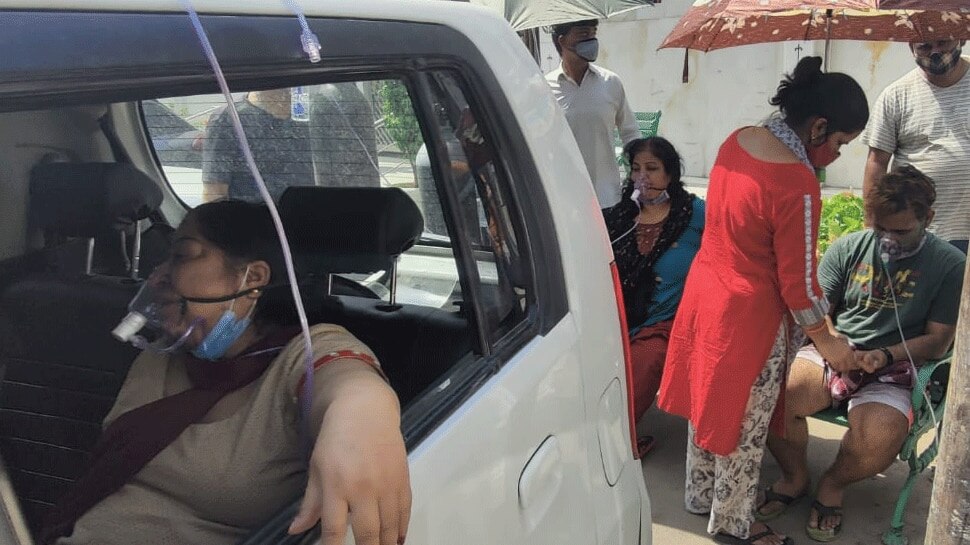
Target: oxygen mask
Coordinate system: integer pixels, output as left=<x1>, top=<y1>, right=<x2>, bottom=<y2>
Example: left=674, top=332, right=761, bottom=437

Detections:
left=631, top=175, right=670, bottom=206
left=112, top=278, right=200, bottom=353
left=877, top=231, right=927, bottom=263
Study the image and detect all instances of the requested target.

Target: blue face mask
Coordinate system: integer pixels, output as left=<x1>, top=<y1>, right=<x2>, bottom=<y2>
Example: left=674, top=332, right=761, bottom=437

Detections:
left=191, top=266, right=256, bottom=361
left=191, top=308, right=253, bottom=360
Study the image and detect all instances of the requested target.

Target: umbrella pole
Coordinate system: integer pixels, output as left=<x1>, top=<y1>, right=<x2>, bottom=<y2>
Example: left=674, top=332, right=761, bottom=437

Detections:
left=682, top=48, right=690, bottom=83
left=823, top=9, right=832, bottom=72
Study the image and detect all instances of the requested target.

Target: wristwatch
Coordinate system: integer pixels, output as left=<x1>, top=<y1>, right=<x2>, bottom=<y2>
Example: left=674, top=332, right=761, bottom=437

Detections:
left=879, top=347, right=894, bottom=366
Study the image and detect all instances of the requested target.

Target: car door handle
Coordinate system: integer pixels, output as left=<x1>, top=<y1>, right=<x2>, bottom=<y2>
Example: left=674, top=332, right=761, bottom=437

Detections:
left=517, top=435, right=563, bottom=531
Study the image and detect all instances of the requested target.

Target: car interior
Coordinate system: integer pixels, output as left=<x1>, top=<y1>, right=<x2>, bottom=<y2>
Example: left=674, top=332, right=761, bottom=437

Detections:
left=0, top=75, right=526, bottom=537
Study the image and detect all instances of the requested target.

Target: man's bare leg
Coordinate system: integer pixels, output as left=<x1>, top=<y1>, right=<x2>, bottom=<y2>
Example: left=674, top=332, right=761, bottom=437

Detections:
left=810, top=402, right=908, bottom=533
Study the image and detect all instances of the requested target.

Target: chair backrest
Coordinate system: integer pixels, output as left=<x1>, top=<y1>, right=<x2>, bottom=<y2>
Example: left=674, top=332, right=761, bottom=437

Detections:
left=278, top=186, right=472, bottom=403
left=279, top=186, right=424, bottom=303
left=612, top=110, right=663, bottom=150
left=29, top=162, right=163, bottom=277
left=634, top=111, right=662, bottom=138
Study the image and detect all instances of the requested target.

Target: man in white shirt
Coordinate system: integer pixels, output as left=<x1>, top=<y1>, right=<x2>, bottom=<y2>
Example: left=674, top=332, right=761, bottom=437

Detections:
left=862, top=39, right=970, bottom=254
left=546, top=19, right=640, bottom=208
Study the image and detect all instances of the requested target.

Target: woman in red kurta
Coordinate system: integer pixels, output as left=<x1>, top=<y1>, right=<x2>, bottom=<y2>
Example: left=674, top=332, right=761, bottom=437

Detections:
left=657, top=57, right=869, bottom=545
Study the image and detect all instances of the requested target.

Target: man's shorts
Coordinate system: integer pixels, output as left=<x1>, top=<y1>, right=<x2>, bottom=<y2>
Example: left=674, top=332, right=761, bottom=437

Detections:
left=797, top=344, right=913, bottom=425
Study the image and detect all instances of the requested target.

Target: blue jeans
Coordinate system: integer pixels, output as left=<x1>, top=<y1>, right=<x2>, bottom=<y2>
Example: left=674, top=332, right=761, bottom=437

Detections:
left=950, top=239, right=968, bottom=254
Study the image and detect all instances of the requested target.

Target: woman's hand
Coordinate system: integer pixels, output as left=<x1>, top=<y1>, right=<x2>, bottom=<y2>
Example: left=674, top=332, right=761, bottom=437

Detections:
left=289, top=370, right=411, bottom=545
left=815, top=334, right=857, bottom=373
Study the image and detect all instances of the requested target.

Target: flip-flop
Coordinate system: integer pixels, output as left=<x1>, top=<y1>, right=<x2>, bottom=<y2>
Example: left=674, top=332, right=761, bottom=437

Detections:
left=754, top=485, right=807, bottom=522
left=714, top=525, right=794, bottom=545
left=806, top=500, right=843, bottom=542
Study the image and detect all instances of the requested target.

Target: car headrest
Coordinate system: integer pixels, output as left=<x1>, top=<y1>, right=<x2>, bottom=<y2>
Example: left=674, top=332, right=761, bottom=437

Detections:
left=279, top=186, right=424, bottom=274
left=30, top=163, right=163, bottom=238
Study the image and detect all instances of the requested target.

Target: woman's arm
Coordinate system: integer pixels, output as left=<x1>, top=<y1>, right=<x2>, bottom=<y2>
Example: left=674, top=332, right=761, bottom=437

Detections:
left=288, top=358, right=411, bottom=545
left=768, top=176, right=859, bottom=372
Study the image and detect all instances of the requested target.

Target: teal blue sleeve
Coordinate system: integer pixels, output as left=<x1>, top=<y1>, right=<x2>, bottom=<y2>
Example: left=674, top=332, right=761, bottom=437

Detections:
left=692, top=198, right=706, bottom=229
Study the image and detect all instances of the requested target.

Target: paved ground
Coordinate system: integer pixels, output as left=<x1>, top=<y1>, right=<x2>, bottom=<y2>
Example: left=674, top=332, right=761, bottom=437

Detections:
left=638, top=406, right=935, bottom=545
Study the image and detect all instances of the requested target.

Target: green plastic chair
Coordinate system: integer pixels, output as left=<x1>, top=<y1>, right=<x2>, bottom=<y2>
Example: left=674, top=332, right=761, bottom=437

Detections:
left=615, top=111, right=663, bottom=169
left=811, top=354, right=950, bottom=545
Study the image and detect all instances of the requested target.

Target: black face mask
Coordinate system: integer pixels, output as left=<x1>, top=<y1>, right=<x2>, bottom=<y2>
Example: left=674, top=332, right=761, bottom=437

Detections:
left=916, top=45, right=963, bottom=75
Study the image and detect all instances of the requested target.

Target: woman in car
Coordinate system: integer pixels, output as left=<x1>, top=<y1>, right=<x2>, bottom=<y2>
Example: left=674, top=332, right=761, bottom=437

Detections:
left=657, top=57, right=868, bottom=545
left=41, top=200, right=410, bottom=545
left=603, top=136, right=704, bottom=456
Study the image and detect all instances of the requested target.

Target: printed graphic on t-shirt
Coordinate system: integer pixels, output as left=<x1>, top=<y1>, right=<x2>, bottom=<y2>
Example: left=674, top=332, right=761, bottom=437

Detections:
left=850, top=263, right=917, bottom=310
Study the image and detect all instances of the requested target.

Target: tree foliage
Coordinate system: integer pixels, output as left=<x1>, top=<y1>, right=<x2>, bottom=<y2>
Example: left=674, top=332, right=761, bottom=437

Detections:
left=818, top=192, right=865, bottom=255
left=378, top=81, right=423, bottom=164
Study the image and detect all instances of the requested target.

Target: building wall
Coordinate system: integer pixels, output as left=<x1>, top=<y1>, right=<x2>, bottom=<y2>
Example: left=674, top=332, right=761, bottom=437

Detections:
left=538, top=0, right=916, bottom=190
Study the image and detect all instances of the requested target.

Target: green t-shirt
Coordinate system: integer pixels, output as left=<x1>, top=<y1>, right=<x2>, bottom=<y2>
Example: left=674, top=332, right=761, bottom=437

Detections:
left=818, top=230, right=966, bottom=350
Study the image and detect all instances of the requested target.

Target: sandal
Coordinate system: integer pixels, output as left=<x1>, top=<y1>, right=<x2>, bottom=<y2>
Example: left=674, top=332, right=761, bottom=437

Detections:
left=636, top=435, right=656, bottom=457
left=714, top=525, right=793, bottom=545
left=806, top=500, right=843, bottom=542
left=755, top=485, right=807, bottom=521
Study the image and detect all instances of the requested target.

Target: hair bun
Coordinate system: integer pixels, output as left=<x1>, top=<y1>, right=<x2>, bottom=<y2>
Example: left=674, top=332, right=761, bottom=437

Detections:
left=791, top=56, right=824, bottom=85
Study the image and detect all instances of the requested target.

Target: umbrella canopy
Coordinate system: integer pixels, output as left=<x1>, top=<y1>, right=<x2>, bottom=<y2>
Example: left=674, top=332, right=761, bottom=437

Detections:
left=660, top=0, right=970, bottom=52
left=469, top=0, right=654, bottom=31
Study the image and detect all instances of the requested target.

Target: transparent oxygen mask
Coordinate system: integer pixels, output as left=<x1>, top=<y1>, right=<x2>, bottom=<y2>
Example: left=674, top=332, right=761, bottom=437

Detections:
left=112, top=280, right=199, bottom=352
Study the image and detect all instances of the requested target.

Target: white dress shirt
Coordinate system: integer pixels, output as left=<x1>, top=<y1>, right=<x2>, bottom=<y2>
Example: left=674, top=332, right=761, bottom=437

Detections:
left=546, top=63, right=640, bottom=208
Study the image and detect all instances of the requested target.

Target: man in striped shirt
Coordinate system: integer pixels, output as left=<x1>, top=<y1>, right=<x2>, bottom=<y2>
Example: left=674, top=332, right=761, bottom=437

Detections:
left=862, top=39, right=970, bottom=254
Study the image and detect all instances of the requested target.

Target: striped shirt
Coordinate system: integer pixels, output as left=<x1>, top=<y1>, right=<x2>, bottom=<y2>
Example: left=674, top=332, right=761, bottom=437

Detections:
left=863, top=61, right=970, bottom=242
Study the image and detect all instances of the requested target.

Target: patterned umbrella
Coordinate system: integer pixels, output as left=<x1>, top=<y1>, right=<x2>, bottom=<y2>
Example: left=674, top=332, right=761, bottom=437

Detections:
left=469, top=0, right=654, bottom=30
left=660, top=0, right=970, bottom=52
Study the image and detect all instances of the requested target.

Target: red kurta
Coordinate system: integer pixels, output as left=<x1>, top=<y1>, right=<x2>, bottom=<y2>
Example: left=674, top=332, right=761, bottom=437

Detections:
left=657, top=130, right=826, bottom=456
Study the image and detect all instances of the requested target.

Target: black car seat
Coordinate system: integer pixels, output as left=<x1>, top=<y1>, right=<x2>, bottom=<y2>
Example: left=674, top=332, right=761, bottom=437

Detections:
left=0, top=163, right=162, bottom=531
left=279, top=186, right=476, bottom=405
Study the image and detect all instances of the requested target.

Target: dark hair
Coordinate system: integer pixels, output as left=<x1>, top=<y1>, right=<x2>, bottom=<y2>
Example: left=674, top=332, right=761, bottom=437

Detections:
left=551, top=19, right=598, bottom=54
left=188, top=200, right=311, bottom=328
left=624, top=136, right=686, bottom=196
left=866, top=165, right=937, bottom=222
left=770, top=56, right=869, bottom=135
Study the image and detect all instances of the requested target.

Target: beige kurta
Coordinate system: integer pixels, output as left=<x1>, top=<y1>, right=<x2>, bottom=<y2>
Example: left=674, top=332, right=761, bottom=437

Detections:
left=59, top=323, right=377, bottom=545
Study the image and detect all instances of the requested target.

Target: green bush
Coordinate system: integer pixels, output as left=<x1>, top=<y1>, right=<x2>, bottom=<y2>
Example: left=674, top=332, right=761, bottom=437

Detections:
left=818, top=192, right=865, bottom=255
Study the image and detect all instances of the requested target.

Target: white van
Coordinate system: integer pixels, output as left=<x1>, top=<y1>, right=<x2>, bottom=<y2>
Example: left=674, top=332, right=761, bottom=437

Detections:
left=0, top=1, right=651, bottom=544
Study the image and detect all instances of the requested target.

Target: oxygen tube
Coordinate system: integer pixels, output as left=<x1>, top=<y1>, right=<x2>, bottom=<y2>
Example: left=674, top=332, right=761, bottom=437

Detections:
left=178, top=0, right=320, bottom=453
left=878, top=254, right=940, bottom=442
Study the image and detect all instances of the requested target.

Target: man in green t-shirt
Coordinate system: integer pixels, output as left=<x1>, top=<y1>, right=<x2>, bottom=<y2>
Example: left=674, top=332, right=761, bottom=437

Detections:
left=757, top=165, right=965, bottom=541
